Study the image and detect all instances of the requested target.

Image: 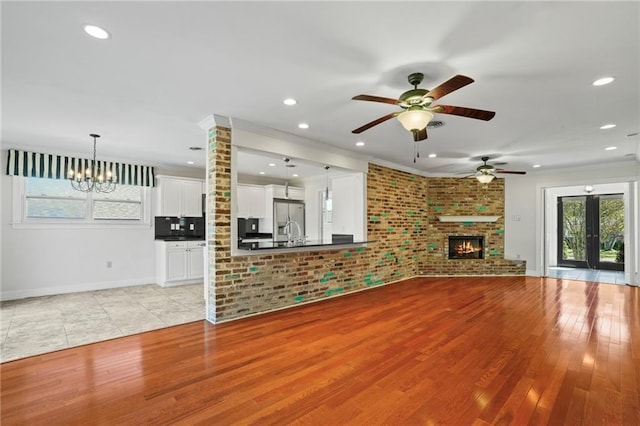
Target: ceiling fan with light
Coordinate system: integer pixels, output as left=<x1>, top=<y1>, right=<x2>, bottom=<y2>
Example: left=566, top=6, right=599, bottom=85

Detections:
left=466, top=156, right=526, bottom=183
left=351, top=73, right=496, bottom=142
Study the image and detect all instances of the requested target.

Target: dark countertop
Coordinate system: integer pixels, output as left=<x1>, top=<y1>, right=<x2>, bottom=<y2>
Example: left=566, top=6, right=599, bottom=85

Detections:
left=238, top=239, right=369, bottom=251
left=156, top=236, right=205, bottom=241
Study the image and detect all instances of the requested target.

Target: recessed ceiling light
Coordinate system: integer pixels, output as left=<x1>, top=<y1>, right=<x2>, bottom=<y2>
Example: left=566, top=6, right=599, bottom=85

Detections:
left=532, top=164, right=541, bottom=168
left=268, top=163, right=276, bottom=167
left=428, top=153, right=437, bottom=158
left=259, top=171, right=265, bottom=175
left=283, top=98, right=297, bottom=106
left=292, top=174, right=299, bottom=177
left=298, top=123, right=309, bottom=129
left=356, top=141, right=365, bottom=147
left=84, top=24, right=110, bottom=40
left=605, top=146, right=617, bottom=151
left=600, top=124, right=616, bottom=130
left=592, top=76, right=615, bottom=86
left=187, top=161, right=194, bottom=165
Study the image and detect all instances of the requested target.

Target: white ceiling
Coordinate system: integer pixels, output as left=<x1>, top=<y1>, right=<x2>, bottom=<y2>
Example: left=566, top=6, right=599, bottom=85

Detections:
left=2, top=1, right=639, bottom=178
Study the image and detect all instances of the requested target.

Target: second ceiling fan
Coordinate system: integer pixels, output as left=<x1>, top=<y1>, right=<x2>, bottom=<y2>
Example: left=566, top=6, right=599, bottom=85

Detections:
left=352, top=73, right=495, bottom=141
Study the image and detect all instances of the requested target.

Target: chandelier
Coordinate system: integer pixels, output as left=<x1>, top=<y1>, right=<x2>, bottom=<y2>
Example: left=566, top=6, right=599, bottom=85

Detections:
left=67, top=134, right=117, bottom=193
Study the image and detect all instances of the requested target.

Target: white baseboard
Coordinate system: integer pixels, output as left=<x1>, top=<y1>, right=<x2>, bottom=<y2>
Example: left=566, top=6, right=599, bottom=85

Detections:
left=0, top=277, right=157, bottom=301
left=159, top=279, right=203, bottom=288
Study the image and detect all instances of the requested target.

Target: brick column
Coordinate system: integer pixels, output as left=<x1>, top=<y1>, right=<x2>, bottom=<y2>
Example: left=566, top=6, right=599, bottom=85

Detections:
left=205, top=125, right=232, bottom=322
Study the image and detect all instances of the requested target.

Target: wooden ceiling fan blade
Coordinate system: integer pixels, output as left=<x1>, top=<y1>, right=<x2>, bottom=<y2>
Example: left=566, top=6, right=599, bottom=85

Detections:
left=433, top=105, right=496, bottom=121
left=496, top=169, right=526, bottom=175
left=424, top=74, right=474, bottom=101
left=352, top=94, right=400, bottom=105
left=413, top=128, right=428, bottom=141
left=352, top=112, right=398, bottom=134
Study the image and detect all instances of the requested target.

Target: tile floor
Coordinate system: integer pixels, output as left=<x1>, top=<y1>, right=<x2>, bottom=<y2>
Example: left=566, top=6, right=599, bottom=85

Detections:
left=0, top=283, right=205, bottom=363
left=546, top=267, right=626, bottom=285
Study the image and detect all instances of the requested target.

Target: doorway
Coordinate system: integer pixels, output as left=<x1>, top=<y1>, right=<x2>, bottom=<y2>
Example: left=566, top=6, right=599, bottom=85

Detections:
left=557, top=193, right=624, bottom=272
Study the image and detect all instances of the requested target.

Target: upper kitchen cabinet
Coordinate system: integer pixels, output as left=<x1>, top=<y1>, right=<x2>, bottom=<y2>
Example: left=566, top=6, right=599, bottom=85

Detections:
left=156, top=175, right=204, bottom=217
left=269, top=184, right=305, bottom=201
left=237, top=184, right=266, bottom=218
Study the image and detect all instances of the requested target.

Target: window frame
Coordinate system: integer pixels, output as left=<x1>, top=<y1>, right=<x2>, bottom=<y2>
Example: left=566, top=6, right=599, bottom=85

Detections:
left=11, top=176, right=152, bottom=229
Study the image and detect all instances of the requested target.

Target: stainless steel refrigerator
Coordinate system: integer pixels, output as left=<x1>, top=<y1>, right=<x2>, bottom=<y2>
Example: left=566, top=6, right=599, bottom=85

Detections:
left=273, top=199, right=305, bottom=242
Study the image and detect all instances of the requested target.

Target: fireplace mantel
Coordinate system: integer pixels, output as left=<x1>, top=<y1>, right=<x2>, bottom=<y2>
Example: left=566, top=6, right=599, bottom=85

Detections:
left=438, top=216, right=500, bottom=223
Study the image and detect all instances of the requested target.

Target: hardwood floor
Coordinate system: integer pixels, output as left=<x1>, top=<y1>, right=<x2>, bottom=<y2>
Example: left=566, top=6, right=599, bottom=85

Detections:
left=1, top=276, right=639, bottom=425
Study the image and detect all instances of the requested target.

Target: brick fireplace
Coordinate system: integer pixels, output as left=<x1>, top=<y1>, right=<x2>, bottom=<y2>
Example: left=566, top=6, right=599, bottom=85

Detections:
left=419, top=178, right=525, bottom=276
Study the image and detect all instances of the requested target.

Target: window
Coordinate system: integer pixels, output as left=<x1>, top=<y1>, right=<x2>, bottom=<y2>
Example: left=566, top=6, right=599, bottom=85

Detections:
left=26, top=178, right=87, bottom=219
left=15, top=177, right=149, bottom=227
left=92, top=185, right=142, bottom=220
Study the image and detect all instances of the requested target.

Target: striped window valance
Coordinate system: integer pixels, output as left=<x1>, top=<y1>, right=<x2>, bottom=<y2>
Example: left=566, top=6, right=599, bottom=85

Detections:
left=6, top=149, right=155, bottom=187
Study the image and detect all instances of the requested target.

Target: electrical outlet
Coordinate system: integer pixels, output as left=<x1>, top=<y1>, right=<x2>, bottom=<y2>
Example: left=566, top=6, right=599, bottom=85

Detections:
left=106, top=261, right=112, bottom=268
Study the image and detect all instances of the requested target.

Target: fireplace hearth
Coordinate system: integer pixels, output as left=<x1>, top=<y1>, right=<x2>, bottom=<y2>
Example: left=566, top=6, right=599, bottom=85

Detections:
left=449, top=236, right=484, bottom=259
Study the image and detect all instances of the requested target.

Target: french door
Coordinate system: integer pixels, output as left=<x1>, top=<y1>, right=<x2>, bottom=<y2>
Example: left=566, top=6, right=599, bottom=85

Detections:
left=557, top=194, right=624, bottom=271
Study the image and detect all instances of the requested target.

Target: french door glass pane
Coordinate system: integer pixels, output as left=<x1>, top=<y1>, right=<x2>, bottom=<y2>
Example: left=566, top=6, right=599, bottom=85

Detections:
left=599, top=195, right=624, bottom=264
left=562, top=197, right=586, bottom=261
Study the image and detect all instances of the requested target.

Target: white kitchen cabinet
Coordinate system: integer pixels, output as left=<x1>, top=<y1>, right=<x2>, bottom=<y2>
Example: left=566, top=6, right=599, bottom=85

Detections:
left=237, top=184, right=266, bottom=218
left=156, top=240, right=205, bottom=287
left=156, top=176, right=203, bottom=217
left=269, top=184, right=305, bottom=201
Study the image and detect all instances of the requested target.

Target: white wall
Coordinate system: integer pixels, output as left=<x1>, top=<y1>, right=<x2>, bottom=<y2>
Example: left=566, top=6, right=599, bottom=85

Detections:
left=331, top=173, right=365, bottom=241
left=301, top=175, right=326, bottom=241
left=1, top=154, right=157, bottom=300
left=504, top=160, right=639, bottom=284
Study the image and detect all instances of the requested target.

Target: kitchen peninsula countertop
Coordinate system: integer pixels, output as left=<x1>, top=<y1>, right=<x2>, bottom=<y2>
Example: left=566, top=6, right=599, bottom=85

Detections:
left=156, top=236, right=205, bottom=241
left=238, top=239, right=369, bottom=251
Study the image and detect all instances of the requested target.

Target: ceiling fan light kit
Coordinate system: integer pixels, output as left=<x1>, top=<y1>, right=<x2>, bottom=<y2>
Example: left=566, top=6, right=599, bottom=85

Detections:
left=397, top=107, right=434, bottom=132
left=476, top=173, right=495, bottom=184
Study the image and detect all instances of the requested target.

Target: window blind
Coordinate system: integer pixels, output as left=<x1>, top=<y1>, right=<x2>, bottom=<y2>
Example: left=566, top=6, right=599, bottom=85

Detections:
left=5, top=149, right=155, bottom=187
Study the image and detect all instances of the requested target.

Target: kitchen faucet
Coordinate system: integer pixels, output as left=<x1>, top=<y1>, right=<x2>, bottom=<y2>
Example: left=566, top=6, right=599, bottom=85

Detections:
left=284, top=219, right=303, bottom=244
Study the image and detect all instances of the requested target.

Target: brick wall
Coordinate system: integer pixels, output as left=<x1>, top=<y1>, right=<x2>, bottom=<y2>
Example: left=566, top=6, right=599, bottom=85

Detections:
left=206, top=126, right=524, bottom=323
left=418, top=177, right=525, bottom=275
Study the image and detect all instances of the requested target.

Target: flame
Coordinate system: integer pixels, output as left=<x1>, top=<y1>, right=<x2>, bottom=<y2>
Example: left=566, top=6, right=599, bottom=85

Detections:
left=455, top=240, right=482, bottom=255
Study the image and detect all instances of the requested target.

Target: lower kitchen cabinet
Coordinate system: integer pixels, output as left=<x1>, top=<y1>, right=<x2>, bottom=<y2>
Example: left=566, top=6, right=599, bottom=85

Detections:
left=156, top=240, right=205, bottom=287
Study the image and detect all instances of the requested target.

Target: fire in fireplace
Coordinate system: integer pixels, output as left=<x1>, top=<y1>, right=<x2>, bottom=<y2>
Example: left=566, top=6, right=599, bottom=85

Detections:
left=449, top=236, right=484, bottom=259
